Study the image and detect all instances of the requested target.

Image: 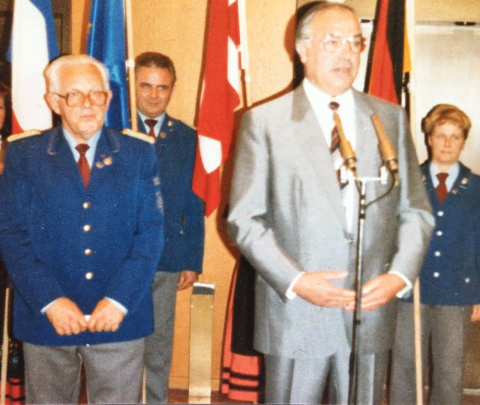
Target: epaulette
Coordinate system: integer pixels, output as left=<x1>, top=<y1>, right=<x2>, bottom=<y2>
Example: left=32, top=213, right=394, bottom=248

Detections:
left=122, top=129, right=155, bottom=144
left=7, top=130, right=42, bottom=143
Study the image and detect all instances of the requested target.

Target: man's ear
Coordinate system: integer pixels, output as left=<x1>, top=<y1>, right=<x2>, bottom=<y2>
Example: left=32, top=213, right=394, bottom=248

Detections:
left=45, top=93, right=61, bottom=115
left=105, top=90, right=113, bottom=110
left=297, top=42, right=308, bottom=65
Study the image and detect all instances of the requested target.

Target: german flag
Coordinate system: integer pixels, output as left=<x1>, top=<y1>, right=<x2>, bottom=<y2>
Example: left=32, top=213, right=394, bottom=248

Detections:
left=365, top=0, right=409, bottom=105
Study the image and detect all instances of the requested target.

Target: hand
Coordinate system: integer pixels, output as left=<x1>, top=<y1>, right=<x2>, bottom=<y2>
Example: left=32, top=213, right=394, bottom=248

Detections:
left=87, top=299, right=125, bottom=332
left=293, top=271, right=355, bottom=307
left=177, top=270, right=199, bottom=291
left=471, top=304, right=480, bottom=322
left=346, top=273, right=406, bottom=312
left=45, top=297, right=88, bottom=336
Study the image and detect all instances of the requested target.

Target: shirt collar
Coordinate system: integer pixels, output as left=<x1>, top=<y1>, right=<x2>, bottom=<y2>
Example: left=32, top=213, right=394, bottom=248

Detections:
left=302, top=79, right=354, bottom=113
left=138, top=111, right=166, bottom=133
left=62, top=127, right=101, bottom=166
left=429, top=161, right=460, bottom=180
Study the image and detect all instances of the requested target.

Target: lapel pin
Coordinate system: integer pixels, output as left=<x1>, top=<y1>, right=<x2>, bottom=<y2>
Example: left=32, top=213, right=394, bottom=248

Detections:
left=160, top=131, right=167, bottom=139
left=452, top=189, right=458, bottom=195
left=104, top=157, right=113, bottom=166
left=461, top=177, right=468, bottom=185
left=167, top=120, right=173, bottom=127
left=96, top=161, right=104, bottom=169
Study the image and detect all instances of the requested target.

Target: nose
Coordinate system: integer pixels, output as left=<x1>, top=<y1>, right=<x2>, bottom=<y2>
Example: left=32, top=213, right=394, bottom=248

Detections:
left=149, top=87, right=159, bottom=98
left=81, top=93, right=93, bottom=108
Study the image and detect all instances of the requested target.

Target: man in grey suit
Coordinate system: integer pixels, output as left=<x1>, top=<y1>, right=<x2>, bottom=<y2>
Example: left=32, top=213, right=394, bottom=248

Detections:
left=227, top=3, right=434, bottom=404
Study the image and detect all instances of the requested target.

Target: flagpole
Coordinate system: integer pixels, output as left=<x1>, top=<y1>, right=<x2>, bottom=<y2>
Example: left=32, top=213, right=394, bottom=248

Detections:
left=406, top=0, right=422, bottom=404
left=238, top=0, right=252, bottom=108
left=124, top=0, right=138, bottom=131
left=0, top=287, right=10, bottom=405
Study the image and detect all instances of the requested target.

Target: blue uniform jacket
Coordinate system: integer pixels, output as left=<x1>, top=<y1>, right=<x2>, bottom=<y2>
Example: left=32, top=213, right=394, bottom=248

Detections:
left=138, top=114, right=204, bottom=273
left=402, top=161, right=480, bottom=306
left=0, top=126, right=164, bottom=346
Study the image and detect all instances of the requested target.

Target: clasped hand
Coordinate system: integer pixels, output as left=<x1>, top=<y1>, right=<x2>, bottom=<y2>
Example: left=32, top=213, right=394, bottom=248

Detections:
left=293, top=271, right=406, bottom=311
left=45, top=297, right=125, bottom=336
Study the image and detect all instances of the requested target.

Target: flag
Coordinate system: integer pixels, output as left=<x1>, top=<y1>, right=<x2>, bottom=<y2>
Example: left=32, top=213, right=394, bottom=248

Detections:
left=364, top=0, right=406, bottom=104
left=192, top=0, right=242, bottom=216
left=87, top=0, right=130, bottom=130
left=8, top=0, right=59, bottom=134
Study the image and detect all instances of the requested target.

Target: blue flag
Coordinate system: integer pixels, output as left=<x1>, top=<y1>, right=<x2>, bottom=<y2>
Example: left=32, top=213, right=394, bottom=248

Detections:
left=87, top=0, right=130, bottom=130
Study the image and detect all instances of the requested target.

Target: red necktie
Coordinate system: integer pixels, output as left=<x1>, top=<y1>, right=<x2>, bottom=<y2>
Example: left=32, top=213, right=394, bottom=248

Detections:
left=145, top=119, right=158, bottom=139
left=436, top=172, right=448, bottom=203
left=76, top=144, right=90, bottom=188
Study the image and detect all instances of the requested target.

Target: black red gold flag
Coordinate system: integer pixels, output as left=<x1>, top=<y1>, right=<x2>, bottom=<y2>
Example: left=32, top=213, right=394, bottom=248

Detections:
left=365, top=0, right=407, bottom=104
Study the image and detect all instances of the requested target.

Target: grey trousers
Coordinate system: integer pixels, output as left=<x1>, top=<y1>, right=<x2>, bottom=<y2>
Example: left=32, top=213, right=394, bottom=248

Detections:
left=390, top=302, right=472, bottom=405
left=145, top=271, right=180, bottom=403
left=265, top=349, right=388, bottom=404
left=23, top=338, right=145, bottom=404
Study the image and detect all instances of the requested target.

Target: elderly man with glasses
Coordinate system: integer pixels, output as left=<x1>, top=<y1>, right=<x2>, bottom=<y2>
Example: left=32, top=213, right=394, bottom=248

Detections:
left=227, top=2, right=433, bottom=404
left=0, top=54, right=164, bottom=404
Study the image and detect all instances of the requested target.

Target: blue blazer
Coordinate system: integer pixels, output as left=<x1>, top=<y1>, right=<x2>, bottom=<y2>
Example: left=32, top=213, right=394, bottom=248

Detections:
left=403, top=161, right=480, bottom=305
left=0, top=127, right=164, bottom=346
left=138, top=114, right=204, bottom=273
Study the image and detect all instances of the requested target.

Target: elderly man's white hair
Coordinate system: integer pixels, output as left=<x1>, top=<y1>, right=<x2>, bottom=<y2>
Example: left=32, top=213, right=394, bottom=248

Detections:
left=44, top=54, right=110, bottom=93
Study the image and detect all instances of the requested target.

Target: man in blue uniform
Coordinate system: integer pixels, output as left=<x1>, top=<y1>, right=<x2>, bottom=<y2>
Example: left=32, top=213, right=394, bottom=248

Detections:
left=391, top=104, right=480, bottom=405
left=134, top=52, right=205, bottom=403
left=0, top=54, right=164, bottom=404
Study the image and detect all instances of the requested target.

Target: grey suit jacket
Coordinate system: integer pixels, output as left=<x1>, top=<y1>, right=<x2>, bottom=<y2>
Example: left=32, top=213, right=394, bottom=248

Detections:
left=228, top=85, right=434, bottom=358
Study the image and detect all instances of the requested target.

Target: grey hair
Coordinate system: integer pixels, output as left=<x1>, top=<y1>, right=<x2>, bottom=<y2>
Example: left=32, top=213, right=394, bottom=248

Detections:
left=44, top=54, right=110, bottom=93
left=295, top=2, right=357, bottom=53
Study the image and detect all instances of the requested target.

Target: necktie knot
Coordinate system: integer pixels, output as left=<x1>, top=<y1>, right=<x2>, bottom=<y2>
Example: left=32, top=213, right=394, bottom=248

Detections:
left=76, top=143, right=89, bottom=156
left=145, top=119, right=158, bottom=138
left=437, top=172, right=448, bottom=184
left=328, top=101, right=340, bottom=112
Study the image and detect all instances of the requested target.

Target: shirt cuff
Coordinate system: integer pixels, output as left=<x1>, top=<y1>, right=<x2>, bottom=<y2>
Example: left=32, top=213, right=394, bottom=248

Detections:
left=41, top=299, right=57, bottom=314
left=389, top=271, right=412, bottom=298
left=285, top=272, right=305, bottom=300
left=106, top=297, right=128, bottom=314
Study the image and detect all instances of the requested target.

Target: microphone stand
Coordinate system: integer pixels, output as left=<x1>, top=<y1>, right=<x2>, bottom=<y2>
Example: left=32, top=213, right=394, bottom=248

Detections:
left=332, top=113, right=398, bottom=405
left=348, top=170, right=392, bottom=405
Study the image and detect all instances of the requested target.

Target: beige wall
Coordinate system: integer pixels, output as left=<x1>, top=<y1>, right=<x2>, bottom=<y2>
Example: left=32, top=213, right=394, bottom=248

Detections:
left=71, top=0, right=296, bottom=390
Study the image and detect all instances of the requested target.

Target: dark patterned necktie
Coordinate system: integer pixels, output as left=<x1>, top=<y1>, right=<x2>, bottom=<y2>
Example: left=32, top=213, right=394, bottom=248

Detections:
left=145, top=119, right=158, bottom=139
left=436, top=172, right=448, bottom=203
left=328, top=101, right=346, bottom=190
left=76, top=144, right=90, bottom=188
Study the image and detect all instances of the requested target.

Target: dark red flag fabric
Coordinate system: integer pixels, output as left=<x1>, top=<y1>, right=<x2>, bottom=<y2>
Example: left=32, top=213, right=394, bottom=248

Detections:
left=192, top=0, right=241, bottom=216
left=365, top=0, right=405, bottom=104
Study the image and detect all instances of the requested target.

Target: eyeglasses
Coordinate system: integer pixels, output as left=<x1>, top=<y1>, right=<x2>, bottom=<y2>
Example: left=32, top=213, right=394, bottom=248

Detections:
left=54, top=90, right=108, bottom=107
left=321, top=35, right=366, bottom=54
left=430, top=134, right=464, bottom=143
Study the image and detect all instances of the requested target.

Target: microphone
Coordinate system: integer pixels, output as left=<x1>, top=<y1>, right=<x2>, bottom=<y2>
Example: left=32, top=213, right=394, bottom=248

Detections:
left=371, top=114, right=399, bottom=186
left=333, top=112, right=357, bottom=179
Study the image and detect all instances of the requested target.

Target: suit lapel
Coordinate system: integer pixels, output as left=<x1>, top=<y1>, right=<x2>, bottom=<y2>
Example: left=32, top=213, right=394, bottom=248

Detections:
left=352, top=90, right=381, bottom=179
left=89, top=128, right=121, bottom=192
left=47, top=127, right=86, bottom=193
left=292, top=86, right=348, bottom=231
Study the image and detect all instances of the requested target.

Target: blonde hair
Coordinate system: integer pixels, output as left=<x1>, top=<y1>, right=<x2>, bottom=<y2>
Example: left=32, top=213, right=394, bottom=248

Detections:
left=422, top=104, right=471, bottom=139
